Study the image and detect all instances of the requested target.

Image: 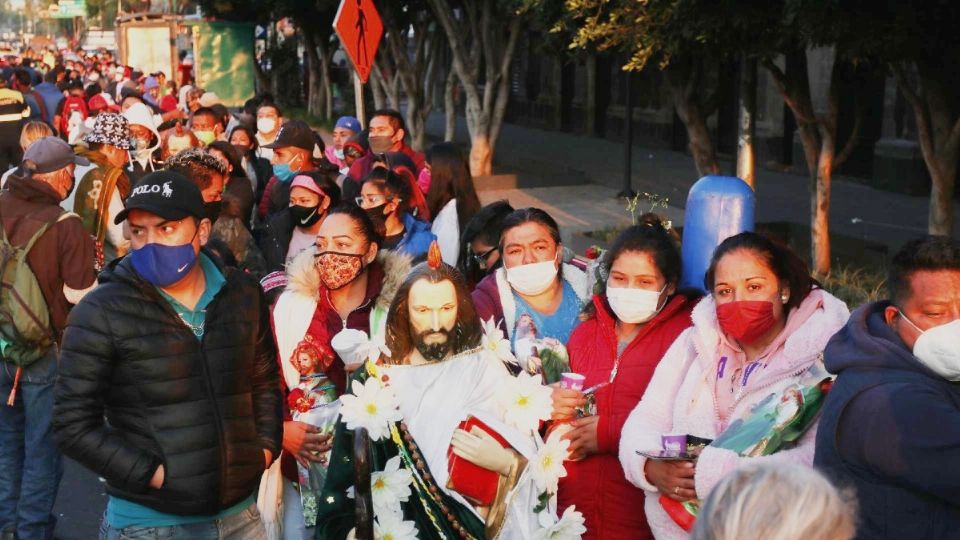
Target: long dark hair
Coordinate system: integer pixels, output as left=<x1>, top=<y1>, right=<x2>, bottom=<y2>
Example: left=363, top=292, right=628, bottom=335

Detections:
left=384, top=261, right=483, bottom=364
left=362, top=167, right=411, bottom=215
left=704, top=232, right=815, bottom=312
left=498, top=207, right=562, bottom=250
left=425, top=142, right=481, bottom=231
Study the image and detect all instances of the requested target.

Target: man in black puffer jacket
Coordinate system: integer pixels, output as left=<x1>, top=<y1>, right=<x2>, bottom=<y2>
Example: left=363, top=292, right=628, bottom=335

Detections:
left=53, top=171, right=282, bottom=539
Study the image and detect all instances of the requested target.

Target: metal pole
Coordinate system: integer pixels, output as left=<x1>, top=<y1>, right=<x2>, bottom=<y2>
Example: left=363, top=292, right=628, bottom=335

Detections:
left=618, top=70, right=636, bottom=198
left=736, top=55, right=757, bottom=189
left=354, top=71, right=366, bottom=128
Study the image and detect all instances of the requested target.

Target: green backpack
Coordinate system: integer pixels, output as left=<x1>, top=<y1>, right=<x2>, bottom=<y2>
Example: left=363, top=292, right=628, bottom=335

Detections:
left=0, top=212, right=70, bottom=368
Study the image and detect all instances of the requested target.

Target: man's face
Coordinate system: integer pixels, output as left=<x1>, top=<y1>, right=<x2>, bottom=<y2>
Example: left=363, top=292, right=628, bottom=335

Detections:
left=127, top=210, right=209, bottom=252
left=201, top=172, right=226, bottom=203
left=332, top=127, right=355, bottom=150
left=191, top=113, right=216, bottom=132
left=886, top=270, right=960, bottom=350
left=408, top=278, right=458, bottom=363
left=272, top=146, right=304, bottom=168
left=368, top=116, right=403, bottom=151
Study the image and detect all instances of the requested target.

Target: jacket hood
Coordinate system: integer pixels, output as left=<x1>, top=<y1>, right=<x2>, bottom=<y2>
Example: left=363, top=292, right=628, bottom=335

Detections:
left=4, top=172, right=62, bottom=205
left=122, top=102, right=161, bottom=148
left=689, top=288, right=850, bottom=376
left=823, top=300, right=937, bottom=377
left=284, top=244, right=413, bottom=309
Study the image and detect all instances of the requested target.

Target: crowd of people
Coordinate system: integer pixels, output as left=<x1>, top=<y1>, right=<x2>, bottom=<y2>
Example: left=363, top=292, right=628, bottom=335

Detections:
left=0, top=49, right=958, bottom=540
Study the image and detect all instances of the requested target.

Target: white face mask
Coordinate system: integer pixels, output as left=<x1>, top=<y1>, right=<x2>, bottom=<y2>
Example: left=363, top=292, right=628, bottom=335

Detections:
left=506, top=255, right=559, bottom=296
left=902, top=315, right=960, bottom=380
left=606, top=284, right=667, bottom=324
left=257, top=117, right=276, bottom=134
left=334, top=148, right=345, bottom=160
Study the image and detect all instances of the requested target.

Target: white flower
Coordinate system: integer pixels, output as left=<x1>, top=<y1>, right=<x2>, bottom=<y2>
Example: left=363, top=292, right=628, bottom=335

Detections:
left=374, top=511, right=419, bottom=540
left=530, top=429, right=571, bottom=494
left=367, top=332, right=392, bottom=364
left=339, top=378, right=401, bottom=441
left=370, top=456, right=413, bottom=517
left=534, top=505, right=587, bottom=540
left=497, top=371, right=553, bottom=432
left=482, top=317, right=517, bottom=365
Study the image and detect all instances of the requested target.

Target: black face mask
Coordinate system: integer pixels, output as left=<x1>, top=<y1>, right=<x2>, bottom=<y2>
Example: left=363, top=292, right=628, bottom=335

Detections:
left=290, top=204, right=323, bottom=227
left=363, top=203, right=389, bottom=232
left=204, top=201, right=223, bottom=224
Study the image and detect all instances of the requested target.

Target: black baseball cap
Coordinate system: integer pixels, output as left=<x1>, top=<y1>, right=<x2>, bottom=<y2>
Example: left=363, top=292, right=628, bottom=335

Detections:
left=262, top=120, right=315, bottom=152
left=22, top=136, right=89, bottom=174
left=114, top=171, right=205, bottom=224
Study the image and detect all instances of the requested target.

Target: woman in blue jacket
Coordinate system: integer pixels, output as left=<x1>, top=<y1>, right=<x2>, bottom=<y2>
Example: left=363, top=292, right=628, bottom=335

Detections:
left=357, top=167, right=435, bottom=261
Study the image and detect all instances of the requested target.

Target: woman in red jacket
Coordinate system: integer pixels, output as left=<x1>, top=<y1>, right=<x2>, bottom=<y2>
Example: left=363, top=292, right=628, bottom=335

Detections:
left=553, top=214, right=699, bottom=539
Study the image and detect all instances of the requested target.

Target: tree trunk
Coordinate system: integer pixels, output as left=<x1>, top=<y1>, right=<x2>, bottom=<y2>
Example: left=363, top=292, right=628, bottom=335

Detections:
left=302, top=30, right=324, bottom=118
left=444, top=67, right=457, bottom=142
left=812, top=125, right=834, bottom=279
left=737, top=56, right=757, bottom=189
left=427, top=0, right=523, bottom=177
left=370, top=67, right=387, bottom=111
left=664, top=61, right=720, bottom=177
left=894, top=62, right=960, bottom=236
left=318, top=42, right=334, bottom=120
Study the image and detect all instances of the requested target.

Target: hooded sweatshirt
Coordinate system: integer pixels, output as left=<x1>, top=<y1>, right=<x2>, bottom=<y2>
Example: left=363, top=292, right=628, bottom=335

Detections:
left=814, top=301, right=960, bottom=539
left=619, top=289, right=849, bottom=540
left=122, top=102, right=162, bottom=182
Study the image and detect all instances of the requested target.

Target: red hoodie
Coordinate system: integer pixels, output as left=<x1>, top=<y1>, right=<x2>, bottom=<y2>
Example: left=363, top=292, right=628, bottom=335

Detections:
left=558, top=293, right=696, bottom=540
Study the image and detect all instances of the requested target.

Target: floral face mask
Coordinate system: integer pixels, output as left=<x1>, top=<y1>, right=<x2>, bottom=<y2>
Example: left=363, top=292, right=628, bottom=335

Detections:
left=315, top=250, right=365, bottom=290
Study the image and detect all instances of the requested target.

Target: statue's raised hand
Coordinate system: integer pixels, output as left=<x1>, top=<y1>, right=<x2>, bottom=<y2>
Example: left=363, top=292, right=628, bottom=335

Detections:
left=451, top=427, right=516, bottom=476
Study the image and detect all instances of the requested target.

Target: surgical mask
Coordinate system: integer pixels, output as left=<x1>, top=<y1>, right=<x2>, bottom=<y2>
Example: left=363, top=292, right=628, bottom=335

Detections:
left=130, top=242, right=198, bottom=287
left=368, top=135, right=393, bottom=154
left=204, top=201, right=222, bottom=224
left=272, top=162, right=297, bottom=183
left=195, top=130, right=216, bottom=146
left=168, top=143, right=190, bottom=156
left=315, top=251, right=365, bottom=290
left=257, top=117, right=276, bottom=134
left=716, top=300, right=776, bottom=345
left=506, top=256, right=559, bottom=296
left=290, top=204, right=322, bottom=227
left=900, top=314, right=960, bottom=380
left=606, top=284, right=667, bottom=324
left=334, top=148, right=345, bottom=160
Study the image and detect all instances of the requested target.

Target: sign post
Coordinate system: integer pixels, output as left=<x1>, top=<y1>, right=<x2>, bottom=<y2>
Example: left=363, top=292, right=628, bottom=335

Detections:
left=333, top=0, right=383, bottom=128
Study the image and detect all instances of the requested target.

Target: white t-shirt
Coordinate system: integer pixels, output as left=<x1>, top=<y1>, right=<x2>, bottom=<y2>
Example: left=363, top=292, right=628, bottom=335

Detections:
left=286, top=226, right=316, bottom=265
left=431, top=198, right=459, bottom=266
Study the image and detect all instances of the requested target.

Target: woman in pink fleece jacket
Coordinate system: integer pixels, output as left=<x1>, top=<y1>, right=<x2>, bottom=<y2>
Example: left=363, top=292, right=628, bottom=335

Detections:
left=618, top=232, right=849, bottom=539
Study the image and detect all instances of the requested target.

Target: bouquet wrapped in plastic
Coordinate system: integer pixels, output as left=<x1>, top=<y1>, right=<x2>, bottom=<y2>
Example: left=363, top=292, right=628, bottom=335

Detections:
left=659, top=362, right=834, bottom=531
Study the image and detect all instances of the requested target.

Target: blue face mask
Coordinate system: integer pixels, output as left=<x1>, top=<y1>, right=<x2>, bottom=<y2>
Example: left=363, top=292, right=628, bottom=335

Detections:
left=272, top=155, right=301, bottom=183
left=130, top=242, right=198, bottom=287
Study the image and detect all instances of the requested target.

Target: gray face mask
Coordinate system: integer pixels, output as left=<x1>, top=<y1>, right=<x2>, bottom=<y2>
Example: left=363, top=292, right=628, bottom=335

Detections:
left=368, top=135, right=393, bottom=154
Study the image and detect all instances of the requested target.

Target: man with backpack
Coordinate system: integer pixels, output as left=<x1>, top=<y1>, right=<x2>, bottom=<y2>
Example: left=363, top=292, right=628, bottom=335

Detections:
left=53, top=80, right=88, bottom=145
left=0, top=136, right=96, bottom=540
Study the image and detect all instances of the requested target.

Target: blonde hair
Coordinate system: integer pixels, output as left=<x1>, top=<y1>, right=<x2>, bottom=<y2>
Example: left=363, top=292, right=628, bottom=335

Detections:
left=20, top=121, right=54, bottom=151
left=691, top=463, right=856, bottom=540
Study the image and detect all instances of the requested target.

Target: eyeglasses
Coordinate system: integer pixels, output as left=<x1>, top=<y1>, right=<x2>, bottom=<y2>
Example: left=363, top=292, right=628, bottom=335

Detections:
left=470, top=246, right=498, bottom=270
left=355, top=195, right=395, bottom=207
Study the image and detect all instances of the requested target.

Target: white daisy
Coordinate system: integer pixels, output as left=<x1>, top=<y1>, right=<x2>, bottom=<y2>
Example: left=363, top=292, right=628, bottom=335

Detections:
left=482, top=317, right=517, bottom=365
left=497, top=371, right=553, bottom=433
left=339, top=378, right=401, bottom=441
left=530, top=429, right=571, bottom=494
left=533, top=505, right=587, bottom=540
left=370, top=456, right=413, bottom=517
left=374, top=511, right=419, bottom=540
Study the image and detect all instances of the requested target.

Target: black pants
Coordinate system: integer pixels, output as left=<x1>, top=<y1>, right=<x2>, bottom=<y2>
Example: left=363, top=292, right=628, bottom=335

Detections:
left=0, top=123, right=23, bottom=173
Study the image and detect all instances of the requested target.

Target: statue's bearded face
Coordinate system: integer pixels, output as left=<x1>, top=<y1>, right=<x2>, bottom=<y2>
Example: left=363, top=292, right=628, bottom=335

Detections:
left=408, top=278, right=459, bottom=362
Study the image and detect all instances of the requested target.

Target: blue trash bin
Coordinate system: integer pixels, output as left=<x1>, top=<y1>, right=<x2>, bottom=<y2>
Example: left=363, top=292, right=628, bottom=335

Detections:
left=680, top=176, right=755, bottom=292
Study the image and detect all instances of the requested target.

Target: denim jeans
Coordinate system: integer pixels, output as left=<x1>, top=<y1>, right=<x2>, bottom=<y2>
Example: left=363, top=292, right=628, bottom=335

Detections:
left=0, top=348, right=62, bottom=540
left=98, top=504, right=268, bottom=540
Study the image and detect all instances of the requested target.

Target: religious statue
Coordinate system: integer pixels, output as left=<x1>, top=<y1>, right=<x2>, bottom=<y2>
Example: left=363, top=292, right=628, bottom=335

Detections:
left=315, top=243, right=586, bottom=539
